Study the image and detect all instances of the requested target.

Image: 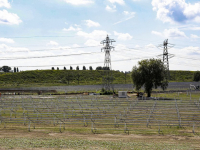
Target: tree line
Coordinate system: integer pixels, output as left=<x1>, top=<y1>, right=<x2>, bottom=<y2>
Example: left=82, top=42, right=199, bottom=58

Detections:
left=0, top=66, right=19, bottom=73
left=51, top=66, right=110, bottom=71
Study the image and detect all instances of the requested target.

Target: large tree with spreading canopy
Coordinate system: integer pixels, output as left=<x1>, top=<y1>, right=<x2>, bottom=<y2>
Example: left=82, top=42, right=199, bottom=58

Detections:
left=131, top=59, right=168, bottom=97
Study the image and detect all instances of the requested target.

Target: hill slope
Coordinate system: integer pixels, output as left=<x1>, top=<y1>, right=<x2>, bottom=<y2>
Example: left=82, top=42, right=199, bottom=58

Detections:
left=0, top=70, right=196, bottom=88
left=0, top=70, right=131, bottom=88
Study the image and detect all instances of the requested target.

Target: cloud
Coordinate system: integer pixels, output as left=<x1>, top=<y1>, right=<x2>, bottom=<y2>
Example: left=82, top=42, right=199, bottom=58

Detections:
left=152, top=28, right=187, bottom=38
left=64, top=0, right=94, bottom=5
left=190, top=34, right=200, bottom=41
left=72, top=44, right=80, bottom=48
left=108, top=0, right=125, bottom=5
left=188, top=27, right=200, bottom=30
left=77, top=30, right=108, bottom=40
left=63, top=25, right=81, bottom=31
left=123, top=11, right=135, bottom=16
left=47, top=41, right=59, bottom=46
left=0, top=0, right=10, bottom=8
left=164, top=28, right=187, bottom=38
left=145, top=44, right=156, bottom=49
left=152, top=0, right=200, bottom=24
left=135, top=45, right=140, bottom=48
left=105, top=5, right=116, bottom=12
left=113, top=11, right=135, bottom=25
left=177, top=25, right=200, bottom=30
left=0, top=38, right=14, bottom=43
left=180, top=46, right=200, bottom=55
left=151, top=31, right=162, bottom=36
left=84, top=20, right=100, bottom=27
left=0, top=44, right=29, bottom=52
left=84, top=39, right=100, bottom=46
left=114, top=31, right=132, bottom=40
left=0, top=9, right=22, bottom=25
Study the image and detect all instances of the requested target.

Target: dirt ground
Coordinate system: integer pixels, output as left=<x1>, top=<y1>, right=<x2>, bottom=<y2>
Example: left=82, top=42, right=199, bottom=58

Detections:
left=0, top=129, right=199, bottom=150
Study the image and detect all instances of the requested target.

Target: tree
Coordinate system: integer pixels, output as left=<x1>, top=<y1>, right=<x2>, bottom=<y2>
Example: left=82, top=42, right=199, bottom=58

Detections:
left=103, top=66, right=110, bottom=70
left=64, top=66, right=66, bottom=70
left=193, top=71, right=200, bottom=82
left=57, top=67, right=59, bottom=70
left=76, top=66, right=79, bottom=70
left=131, top=59, right=168, bottom=97
left=83, top=66, right=86, bottom=70
left=52, top=67, right=54, bottom=70
left=1, top=66, right=11, bottom=72
left=17, top=67, right=19, bottom=72
left=96, top=66, right=102, bottom=70
left=89, top=66, right=93, bottom=70
left=14, top=67, right=16, bottom=73
left=70, top=66, right=73, bottom=70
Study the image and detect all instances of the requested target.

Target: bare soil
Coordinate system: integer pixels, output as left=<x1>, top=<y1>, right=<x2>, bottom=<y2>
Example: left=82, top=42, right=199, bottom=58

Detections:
left=0, top=129, right=199, bottom=149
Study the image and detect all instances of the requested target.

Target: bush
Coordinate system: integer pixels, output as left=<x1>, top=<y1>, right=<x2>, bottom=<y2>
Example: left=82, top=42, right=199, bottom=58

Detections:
left=193, top=71, right=200, bottom=82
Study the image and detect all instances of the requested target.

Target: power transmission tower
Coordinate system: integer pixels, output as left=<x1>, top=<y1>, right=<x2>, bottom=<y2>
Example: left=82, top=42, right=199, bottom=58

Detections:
left=100, top=35, right=115, bottom=92
left=157, top=39, right=174, bottom=79
left=163, top=39, right=169, bottom=74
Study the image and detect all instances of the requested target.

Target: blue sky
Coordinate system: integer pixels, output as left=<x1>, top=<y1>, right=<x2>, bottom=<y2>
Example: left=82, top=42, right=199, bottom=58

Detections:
left=0, top=0, right=200, bottom=71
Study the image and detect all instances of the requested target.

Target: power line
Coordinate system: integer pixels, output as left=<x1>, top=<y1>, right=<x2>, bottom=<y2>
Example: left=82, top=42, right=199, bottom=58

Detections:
left=0, top=46, right=198, bottom=62
left=0, top=52, right=101, bottom=60
left=4, top=35, right=76, bottom=38
left=0, top=47, right=148, bottom=60
left=1, top=45, right=100, bottom=53
left=9, top=56, right=152, bottom=68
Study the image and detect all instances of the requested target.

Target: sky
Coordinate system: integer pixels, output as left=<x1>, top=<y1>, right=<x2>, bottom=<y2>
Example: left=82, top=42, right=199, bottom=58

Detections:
left=0, top=0, right=200, bottom=72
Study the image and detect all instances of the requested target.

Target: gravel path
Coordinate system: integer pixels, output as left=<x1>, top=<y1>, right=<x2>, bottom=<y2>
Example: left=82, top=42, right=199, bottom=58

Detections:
left=0, top=82, right=199, bottom=92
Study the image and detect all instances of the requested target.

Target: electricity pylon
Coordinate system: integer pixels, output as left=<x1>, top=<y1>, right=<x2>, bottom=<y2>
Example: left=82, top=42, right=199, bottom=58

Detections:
left=163, top=39, right=169, bottom=73
left=100, top=35, right=115, bottom=92
left=157, top=39, right=174, bottom=79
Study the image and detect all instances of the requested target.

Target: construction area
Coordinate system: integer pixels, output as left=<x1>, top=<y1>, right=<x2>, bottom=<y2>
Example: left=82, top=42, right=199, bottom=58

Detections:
left=1, top=91, right=199, bottom=134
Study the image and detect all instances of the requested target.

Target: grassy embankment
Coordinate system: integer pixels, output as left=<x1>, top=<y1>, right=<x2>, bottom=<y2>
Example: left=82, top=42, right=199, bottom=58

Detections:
left=0, top=70, right=196, bottom=88
left=0, top=70, right=130, bottom=88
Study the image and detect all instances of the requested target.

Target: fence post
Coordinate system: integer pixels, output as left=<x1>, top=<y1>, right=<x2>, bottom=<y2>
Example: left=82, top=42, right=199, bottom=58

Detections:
left=158, top=123, right=160, bottom=134
left=192, top=122, right=195, bottom=134
left=59, top=122, right=62, bottom=133
left=91, top=122, right=96, bottom=134
left=28, top=121, right=31, bottom=132
left=124, top=122, right=129, bottom=135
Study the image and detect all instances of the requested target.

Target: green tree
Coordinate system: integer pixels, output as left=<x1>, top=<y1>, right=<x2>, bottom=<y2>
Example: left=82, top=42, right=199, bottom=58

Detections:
left=131, top=59, right=168, bottom=97
left=52, top=67, right=54, bottom=70
left=64, top=66, right=66, bottom=70
left=96, top=66, right=102, bottom=70
left=83, top=66, right=86, bottom=70
left=193, top=71, right=200, bottom=82
left=70, top=66, right=73, bottom=70
left=103, top=66, right=110, bottom=70
left=1, top=66, right=11, bottom=72
left=14, top=67, right=16, bottom=73
left=17, top=67, right=19, bottom=72
left=89, top=66, right=93, bottom=70
left=76, top=66, right=79, bottom=70
left=57, top=67, right=59, bottom=70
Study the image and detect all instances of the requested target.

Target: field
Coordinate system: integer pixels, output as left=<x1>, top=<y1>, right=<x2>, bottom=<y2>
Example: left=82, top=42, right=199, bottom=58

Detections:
left=0, top=89, right=200, bottom=149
